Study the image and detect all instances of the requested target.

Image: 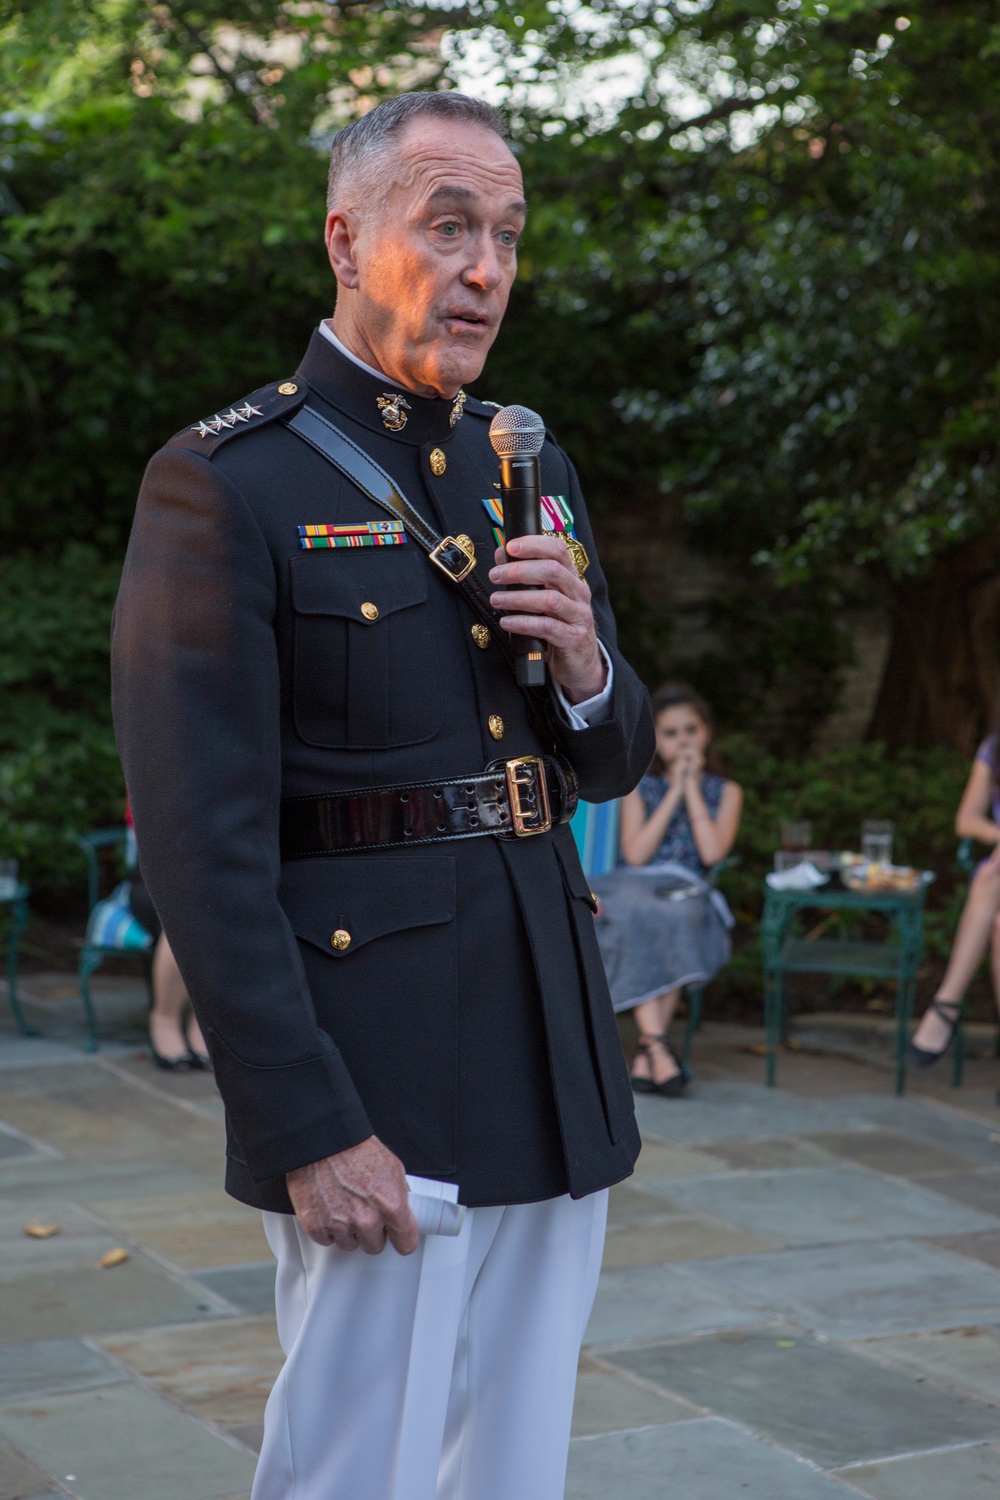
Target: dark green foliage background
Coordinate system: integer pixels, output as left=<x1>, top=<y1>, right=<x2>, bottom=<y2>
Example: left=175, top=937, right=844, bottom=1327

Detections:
left=1, top=0, right=998, bottom=913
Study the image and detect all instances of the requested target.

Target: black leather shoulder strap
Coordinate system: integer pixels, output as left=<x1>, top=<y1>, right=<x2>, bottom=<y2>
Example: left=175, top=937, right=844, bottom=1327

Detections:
left=284, top=404, right=558, bottom=746
left=286, top=405, right=512, bottom=663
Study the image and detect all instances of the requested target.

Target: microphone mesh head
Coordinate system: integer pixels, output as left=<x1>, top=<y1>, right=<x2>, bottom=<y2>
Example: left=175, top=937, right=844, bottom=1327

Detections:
left=488, top=404, right=546, bottom=458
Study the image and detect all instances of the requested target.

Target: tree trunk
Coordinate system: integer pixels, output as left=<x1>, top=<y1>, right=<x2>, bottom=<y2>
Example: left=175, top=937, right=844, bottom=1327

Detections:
left=867, top=535, right=1000, bottom=755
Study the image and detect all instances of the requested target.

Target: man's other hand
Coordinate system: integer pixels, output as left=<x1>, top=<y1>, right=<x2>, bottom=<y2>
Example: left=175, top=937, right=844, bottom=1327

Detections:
left=287, top=1135, right=419, bottom=1255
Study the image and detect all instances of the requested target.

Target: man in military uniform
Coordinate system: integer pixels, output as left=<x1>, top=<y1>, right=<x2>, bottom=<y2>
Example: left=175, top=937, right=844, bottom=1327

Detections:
left=112, top=92, right=653, bottom=1500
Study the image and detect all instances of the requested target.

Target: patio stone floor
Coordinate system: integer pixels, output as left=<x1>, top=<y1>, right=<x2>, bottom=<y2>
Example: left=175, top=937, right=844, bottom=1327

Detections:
left=5, top=973, right=1000, bottom=1498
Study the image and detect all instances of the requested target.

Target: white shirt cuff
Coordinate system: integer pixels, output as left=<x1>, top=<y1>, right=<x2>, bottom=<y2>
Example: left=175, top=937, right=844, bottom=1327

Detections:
left=553, top=642, right=614, bottom=730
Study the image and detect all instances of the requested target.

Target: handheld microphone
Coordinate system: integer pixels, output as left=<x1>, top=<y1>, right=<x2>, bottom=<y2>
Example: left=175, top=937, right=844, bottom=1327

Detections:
left=488, top=404, right=547, bottom=687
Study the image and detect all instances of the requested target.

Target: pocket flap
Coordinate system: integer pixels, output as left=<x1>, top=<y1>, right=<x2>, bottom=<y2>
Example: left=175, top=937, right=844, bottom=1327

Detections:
left=281, top=853, right=455, bottom=956
left=554, top=832, right=600, bottom=913
left=290, top=552, right=428, bottom=622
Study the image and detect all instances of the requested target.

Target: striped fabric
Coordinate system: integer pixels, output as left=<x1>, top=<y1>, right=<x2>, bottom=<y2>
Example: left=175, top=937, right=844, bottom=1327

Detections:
left=85, top=882, right=155, bottom=952
left=298, top=521, right=408, bottom=551
left=481, top=495, right=578, bottom=552
left=570, top=800, right=621, bottom=878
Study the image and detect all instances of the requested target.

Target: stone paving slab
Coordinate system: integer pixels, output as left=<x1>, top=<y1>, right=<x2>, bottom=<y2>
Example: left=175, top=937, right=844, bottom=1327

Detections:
left=851, top=1326, right=1000, bottom=1406
left=602, top=1216, right=774, bottom=1268
left=606, top=1183, right=679, bottom=1227
left=827, top=1095, right=1000, bottom=1168
left=0, top=1383, right=257, bottom=1500
left=566, top=1418, right=865, bottom=1499
left=806, top=1129, right=978, bottom=1177
left=687, top=1239, right=1000, bottom=1340
left=0, top=1259, right=223, bottom=1344
left=633, top=1082, right=860, bottom=1146
left=0, top=1436, right=60, bottom=1499
left=0, top=1205, right=123, bottom=1279
left=585, top=1264, right=766, bottom=1347
left=704, top=1136, right=836, bottom=1171
left=654, top=1165, right=1000, bottom=1247
left=192, top=1265, right=277, bottom=1317
left=100, top=1317, right=283, bottom=1427
left=0, top=1340, right=123, bottom=1402
left=0, top=1156, right=218, bottom=1208
left=912, top=1169, right=1000, bottom=1216
left=836, top=1442, right=1000, bottom=1498
left=628, top=1141, right=729, bottom=1180
left=83, top=1191, right=269, bottom=1271
left=0, top=1064, right=224, bottom=1169
left=603, top=1328, right=1000, bottom=1468
left=571, top=1358, right=693, bottom=1436
left=927, top=1229, right=1000, bottom=1270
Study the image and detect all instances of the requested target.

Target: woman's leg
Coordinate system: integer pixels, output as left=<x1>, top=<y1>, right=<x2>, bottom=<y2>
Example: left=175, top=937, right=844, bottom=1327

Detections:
left=990, top=911, right=1000, bottom=1017
left=149, top=933, right=206, bottom=1060
left=630, top=989, right=682, bottom=1083
left=912, top=862, right=1000, bottom=1052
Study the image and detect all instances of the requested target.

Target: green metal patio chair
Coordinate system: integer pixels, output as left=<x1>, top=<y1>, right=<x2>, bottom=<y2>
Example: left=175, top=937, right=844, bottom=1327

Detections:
left=76, top=827, right=154, bottom=1051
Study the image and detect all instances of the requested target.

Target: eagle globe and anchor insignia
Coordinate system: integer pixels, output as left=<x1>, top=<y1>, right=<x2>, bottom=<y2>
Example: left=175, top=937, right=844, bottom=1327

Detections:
left=377, top=392, right=412, bottom=432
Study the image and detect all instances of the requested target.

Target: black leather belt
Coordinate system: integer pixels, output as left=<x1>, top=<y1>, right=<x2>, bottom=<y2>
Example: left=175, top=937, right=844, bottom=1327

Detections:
left=280, top=755, right=578, bottom=859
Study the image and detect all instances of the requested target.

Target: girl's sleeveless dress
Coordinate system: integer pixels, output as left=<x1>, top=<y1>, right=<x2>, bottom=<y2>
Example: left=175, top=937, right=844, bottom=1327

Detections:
left=591, top=772, right=733, bottom=1014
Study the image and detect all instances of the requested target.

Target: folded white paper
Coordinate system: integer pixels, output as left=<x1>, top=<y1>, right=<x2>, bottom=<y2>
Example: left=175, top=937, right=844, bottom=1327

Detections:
left=766, top=861, right=828, bottom=891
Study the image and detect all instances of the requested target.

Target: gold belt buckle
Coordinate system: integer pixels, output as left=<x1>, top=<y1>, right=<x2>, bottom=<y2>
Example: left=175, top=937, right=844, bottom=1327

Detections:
left=505, top=755, right=552, bottom=837
left=429, top=535, right=476, bottom=583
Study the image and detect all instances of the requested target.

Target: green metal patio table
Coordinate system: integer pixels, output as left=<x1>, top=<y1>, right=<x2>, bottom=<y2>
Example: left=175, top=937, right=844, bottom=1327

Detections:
left=1, top=881, right=35, bottom=1038
left=761, top=875, right=930, bottom=1096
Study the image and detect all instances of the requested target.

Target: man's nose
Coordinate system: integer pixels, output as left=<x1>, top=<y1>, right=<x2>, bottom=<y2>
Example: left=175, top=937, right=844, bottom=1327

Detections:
left=461, top=233, right=503, bottom=291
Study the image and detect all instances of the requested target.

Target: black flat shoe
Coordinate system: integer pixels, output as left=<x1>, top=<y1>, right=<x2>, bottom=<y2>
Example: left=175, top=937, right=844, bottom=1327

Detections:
left=907, top=999, right=961, bottom=1069
left=151, top=1045, right=196, bottom=1072
left=630, top=1033, right=690, bottom=1098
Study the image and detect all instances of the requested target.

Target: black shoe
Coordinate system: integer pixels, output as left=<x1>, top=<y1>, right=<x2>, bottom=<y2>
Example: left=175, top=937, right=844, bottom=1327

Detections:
left=631, top=1033, right=690, bottom=1098
left=907, top=999, right=961, bottom=1069
left=151, top=1044, right=196, bottom=1072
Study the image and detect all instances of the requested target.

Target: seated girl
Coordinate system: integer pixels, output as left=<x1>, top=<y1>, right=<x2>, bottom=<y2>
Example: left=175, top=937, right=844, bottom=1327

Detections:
left=909, top=730, right=1000, bottom=1074
left=592, top=683, right=743, bottom=1097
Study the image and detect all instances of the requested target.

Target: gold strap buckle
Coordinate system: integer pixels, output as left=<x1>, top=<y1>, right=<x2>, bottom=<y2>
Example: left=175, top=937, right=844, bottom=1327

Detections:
left=505, top=756, right=552, bottom=837
left=429, top=535, right=476, bottom=583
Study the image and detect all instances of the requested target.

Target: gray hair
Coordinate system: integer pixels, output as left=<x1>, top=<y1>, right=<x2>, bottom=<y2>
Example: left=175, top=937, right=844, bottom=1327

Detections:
left=326, top=92, right=509, bottom=215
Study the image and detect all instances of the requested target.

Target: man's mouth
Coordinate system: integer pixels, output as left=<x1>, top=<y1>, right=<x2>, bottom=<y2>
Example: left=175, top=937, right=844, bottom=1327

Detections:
left=442, top=310, right=491, bottom=335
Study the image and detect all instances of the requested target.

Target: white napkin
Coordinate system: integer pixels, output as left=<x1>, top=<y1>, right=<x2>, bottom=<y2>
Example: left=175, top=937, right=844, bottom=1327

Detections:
left=766, top=861, right=828, bottom=891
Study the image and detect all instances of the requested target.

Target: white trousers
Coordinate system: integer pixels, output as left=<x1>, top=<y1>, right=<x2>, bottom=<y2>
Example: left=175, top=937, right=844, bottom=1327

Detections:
left=251, top=1187, right=608, bottom=1500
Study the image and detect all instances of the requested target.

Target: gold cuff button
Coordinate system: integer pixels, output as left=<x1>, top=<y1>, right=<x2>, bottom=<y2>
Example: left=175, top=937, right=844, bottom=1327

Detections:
left=278, top=382, right=298, bottom=395
left=429, top=448, right=447, bottom=476
left=471, top=624, right=491, bottom=649
left=488, top=714, right=505, bottom=741
left=360, top=601, right=379, bottom=622
left=330, top=929, right=351, bottom=952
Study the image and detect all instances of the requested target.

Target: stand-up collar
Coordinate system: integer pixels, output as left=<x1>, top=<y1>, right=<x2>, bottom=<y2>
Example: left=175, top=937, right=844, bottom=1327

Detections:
left=295, top=330, right=463, bottom=447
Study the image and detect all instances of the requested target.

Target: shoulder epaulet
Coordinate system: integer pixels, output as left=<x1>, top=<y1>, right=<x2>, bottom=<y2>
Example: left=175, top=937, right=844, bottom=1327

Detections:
left=463, top=395, right=503, bottom=419
left=166, top=378, right=310, bottom=457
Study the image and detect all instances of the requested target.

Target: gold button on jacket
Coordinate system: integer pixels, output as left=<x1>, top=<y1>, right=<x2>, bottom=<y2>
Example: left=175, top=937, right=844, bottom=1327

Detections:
left=330, top=929, right=351, bottom=952
left=429, top=447, right=447, bottom=476
left=360, top=601, right=379, bottom=622
left=488, top=714, right=504, bottom=741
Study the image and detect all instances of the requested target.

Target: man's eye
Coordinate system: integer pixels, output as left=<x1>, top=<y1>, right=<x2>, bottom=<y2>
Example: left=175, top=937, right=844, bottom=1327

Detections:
left=498, top=231, right=518, bottom=247
left=438, top=222, right=460, bottom=237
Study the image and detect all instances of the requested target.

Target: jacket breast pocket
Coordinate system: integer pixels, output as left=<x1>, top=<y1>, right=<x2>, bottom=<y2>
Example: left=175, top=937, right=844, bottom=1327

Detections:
left=281, top=853, right=458, bottom=1173
left=290, top=551, right=442, bottom=749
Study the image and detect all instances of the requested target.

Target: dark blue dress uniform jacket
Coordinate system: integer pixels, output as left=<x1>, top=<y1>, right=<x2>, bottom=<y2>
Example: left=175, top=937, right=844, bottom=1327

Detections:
left=112, top=332, right=655, bottom=1213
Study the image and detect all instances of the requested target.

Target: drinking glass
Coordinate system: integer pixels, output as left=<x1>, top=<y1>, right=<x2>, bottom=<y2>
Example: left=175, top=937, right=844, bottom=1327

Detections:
left=0, top=859, right=19, bottom=899
left=780, top=820, right=812, bottom=853
left=861, top=820, right=894, bottom=866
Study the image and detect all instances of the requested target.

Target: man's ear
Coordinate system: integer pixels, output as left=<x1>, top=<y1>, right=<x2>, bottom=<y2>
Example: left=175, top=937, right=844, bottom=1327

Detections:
left=325, top=208, right=361, bottom=289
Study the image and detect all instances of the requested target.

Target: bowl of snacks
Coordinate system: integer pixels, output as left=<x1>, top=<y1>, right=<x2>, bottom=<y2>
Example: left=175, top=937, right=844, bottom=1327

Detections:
left=841, top=862, right=930, bottom=893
